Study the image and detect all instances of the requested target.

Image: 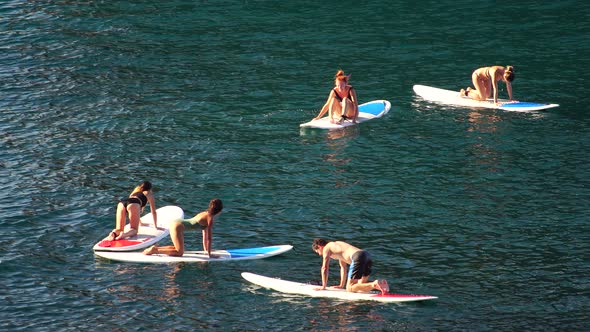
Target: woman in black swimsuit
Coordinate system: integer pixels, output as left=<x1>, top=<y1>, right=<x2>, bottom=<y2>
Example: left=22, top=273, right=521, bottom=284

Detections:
left=313, top=69, right=359, bottom=124
left=107, top=181, right=157, bottom=240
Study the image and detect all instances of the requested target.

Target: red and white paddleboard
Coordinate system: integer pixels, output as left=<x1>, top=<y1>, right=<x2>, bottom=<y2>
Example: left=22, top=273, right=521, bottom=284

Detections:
left=93, top=205, right=184, bottom=252
left=241, top=272, right=437, bottom=303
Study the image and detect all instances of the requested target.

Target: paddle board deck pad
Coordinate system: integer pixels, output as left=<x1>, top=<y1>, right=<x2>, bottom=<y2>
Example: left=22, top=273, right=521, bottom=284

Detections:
left=413, top=85, right=559, bottom=111
left=94, top=245, right=293, bottom=263
left=93, top=205, right=184, bottom=252
left=241, top=272, right=437, bottom=303
left=300, top=100, right=391, bottom=129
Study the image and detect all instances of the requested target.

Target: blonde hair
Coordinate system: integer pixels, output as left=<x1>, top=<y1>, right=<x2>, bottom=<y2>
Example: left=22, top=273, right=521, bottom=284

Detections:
left=504, top=65, right=515, bottom=82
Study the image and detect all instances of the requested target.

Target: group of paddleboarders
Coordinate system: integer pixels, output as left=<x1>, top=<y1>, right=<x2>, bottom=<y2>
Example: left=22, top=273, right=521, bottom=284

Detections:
left=103, top=66, right=517, bottom=296
left=107, top=180, right=388, bottom=295
left=106, top=181, right=224, bottom=258
left=460, top=65, right=515, bottom=105
left=309, top=66, right=515, bottom=126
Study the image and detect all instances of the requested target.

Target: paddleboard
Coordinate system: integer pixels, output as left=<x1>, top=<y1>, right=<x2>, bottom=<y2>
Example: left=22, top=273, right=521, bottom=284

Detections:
left=93, top=205, right=184, bottom=252
left=94, top=245, right=293, bottom=263
left=413, top=84, right=559, bottom=111
left=300, top=100, right=391, bottom=129
left=241, top=272, right=437, bottom=303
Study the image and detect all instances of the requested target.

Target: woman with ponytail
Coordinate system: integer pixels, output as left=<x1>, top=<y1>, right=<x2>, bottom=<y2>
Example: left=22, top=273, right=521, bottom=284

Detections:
left=107, top=181, right=157, bottom=240
left=460, top=65, right=515, bottom=105
left=313, top=69, right=359, bottom=124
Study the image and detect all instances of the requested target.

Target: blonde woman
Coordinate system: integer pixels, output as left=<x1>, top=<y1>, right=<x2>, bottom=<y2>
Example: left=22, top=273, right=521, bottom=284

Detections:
left=461, top=65, right=515, bottom=104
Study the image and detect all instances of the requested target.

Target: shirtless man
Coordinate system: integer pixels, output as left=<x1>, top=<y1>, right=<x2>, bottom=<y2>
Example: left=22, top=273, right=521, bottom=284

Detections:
left=312, top=238, right=389, bottom=294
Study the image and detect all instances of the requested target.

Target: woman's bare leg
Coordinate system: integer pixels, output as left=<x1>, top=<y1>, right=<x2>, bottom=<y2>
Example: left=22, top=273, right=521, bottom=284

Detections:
left=145, top=223, right=184, bottom=256
left=342, top=98, right=358, bottom=123
left=116, top=204, right=140, bottom=240
left=469, top=73, right=489, bottom=101
left=329, top=98, right=342, bottom=123
left=108, top=203, right=127, bottom=240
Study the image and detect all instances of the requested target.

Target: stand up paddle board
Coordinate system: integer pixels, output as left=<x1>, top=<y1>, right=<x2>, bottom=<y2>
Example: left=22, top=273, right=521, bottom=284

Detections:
left=93, top=205, right=184, bottom=252
left=94, top=245, right=293, bottom=263
left=413, top=85, right=559, bottom=111
left=300, top=100, right=391, bottom=129
left=241, top=272, right=437, bottom=303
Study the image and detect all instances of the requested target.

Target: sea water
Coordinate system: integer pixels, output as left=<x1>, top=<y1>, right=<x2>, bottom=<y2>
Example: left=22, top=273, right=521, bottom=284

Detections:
left=1, top=1, right=588, bottom=330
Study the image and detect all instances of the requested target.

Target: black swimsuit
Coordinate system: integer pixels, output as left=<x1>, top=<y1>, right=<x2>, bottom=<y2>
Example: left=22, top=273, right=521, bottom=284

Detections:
left=333, top=87, right=353, bottom=102
left=120, top=192, right=147, bottom=208
left=333, top=87, right=354, bottom=119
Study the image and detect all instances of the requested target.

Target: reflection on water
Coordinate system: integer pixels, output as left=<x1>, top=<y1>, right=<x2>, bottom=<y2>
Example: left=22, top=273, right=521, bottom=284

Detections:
left=465, top=111, right=502, bottom=174
left=323, top=126, right=360, bottom=188
left=325, top=126, right=360, bottom=141
left=467, top=111, right=500, bottom=134
left=299, top=126, right=360, bottom=189
left=160, top=264, right=183, bottom=303
left=299, top=124, right=360, bottom=141
left=307, top=299, right=385, bottom=331
left=104, top=262, right=214, bottom=307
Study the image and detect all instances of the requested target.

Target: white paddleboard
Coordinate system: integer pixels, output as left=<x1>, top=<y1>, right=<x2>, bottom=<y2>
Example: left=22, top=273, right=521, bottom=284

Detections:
left=413, top=84, right=559, bottom=112
left=300, top=100, right=391, bottom=129
left=94, top=245, right=293, bottom=263
left=93, top=205, right=184, bottom=252
left=241, top=272, right=437, bottom=303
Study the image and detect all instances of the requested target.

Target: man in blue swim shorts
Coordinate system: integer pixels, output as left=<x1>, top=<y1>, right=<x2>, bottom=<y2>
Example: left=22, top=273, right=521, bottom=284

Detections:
left=312, top=238, right=389, bottom=294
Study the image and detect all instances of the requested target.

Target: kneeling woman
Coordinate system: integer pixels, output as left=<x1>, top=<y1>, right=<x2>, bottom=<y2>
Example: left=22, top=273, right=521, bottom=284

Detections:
left=108, top=181, right=157, bottom=241
left=461, top=65, right=515, bottom=105
left=143, top=199, right=223, bottom=257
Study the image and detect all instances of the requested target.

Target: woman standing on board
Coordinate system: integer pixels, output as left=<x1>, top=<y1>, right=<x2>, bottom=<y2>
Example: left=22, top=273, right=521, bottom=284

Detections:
left=107, top=181, right=157, bottom=240
left=143, top=198, right=223, bottom=257
left=460, top=65, right=515, bottom=105
left=313, top=69, right=359, bottom=124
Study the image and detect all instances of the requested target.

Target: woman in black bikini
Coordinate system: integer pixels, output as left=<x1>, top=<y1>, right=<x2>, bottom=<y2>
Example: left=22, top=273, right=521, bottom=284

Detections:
left=313, top=69, right=359, bottom=124
left=460, top=65, right=515, bottom=105
left=107, top=181, right=157, bottom=240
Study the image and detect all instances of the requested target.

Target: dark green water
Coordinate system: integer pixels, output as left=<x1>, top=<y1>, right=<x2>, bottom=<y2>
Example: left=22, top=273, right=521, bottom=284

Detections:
left=1, top=1, right=588, bottom=331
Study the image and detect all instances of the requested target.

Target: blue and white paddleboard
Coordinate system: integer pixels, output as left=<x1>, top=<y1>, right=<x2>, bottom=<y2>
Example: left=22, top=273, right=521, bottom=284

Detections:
left=94, top=245, right=293, bottom=263
left=413, top=85, right=559, bottom=112
left=300, top=100, right=391, bottom=129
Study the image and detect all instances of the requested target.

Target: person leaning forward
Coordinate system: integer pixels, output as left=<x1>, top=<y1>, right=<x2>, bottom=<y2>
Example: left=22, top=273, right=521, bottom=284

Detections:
left=312, top=238, right=389, bottom=295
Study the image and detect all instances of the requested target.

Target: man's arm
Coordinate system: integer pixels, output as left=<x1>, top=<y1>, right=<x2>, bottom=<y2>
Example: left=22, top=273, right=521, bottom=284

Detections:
left=320, top=252, right=331, bottom=289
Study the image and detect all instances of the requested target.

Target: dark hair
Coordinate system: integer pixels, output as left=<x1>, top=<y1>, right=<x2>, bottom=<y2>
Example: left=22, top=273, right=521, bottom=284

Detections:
left=133, top=181, right=152, bottom=194
left=208, top=198, right=223, bottom=215
left=504, top=65, right=515, bottom=82
left=312, top=238, right=328, bottom=251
